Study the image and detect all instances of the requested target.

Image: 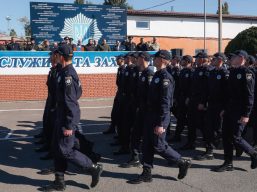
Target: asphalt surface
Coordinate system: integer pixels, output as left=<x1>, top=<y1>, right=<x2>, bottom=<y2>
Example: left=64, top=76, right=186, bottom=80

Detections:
left=0, top=98, right=257, bottom=192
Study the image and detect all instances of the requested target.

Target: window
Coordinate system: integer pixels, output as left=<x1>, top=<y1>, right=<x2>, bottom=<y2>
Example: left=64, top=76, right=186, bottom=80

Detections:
left=136, top=21, right=150, bottom=29
left=171, top=49, right=183, bottom=56
left=195, top=49, right=208, bottom=55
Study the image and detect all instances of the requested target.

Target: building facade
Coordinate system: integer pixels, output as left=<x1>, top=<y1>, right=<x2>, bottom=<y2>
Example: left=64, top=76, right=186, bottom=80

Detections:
left=127, top=10, right=257, bottom=55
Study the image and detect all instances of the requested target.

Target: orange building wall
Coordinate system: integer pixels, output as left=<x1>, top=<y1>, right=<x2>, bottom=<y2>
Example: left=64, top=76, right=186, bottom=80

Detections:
left=133, top=36, right=231, bottom=55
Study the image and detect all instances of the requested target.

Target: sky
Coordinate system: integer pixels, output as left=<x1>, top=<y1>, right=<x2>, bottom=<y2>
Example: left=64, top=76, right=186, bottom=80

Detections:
left=1, top=0, right=257, bottom=36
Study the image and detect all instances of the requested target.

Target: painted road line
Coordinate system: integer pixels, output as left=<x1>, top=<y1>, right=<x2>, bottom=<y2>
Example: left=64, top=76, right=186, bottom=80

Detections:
left=0, top=106, right=112, bottom=112
left=0, top=131, right=103, bottom=141
left=4, top=130, right=14, bottom=139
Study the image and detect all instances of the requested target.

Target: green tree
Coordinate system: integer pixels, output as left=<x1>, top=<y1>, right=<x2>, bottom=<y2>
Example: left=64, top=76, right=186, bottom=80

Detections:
left=74, top=0, right=93, bottom=4
left=9, top=29, right=17, bottom=37
left=103, top=0, right=133, bottom=9
left=216, top=1, right=230, bottom=14
left=74, top=0, right=84, bottom=4
left=18, top=17, right=31, bottom=37
left=225, top=26, right=257, bottom=55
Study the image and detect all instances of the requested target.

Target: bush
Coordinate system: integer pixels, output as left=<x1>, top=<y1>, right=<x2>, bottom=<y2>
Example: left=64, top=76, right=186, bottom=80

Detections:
left=225, top=26, right=257, bottom=55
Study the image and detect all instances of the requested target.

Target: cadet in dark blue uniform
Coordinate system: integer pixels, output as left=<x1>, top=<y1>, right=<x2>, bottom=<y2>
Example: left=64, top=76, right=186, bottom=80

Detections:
left=114, top=52, right=139, bottom=155
left=181, top=52, right=209, bottom=150
left=195, top=53, right=229, bottom=161
left=215, top=50, right=257, bottom=172
left=167, top=55, right=181, bottom=118
left=103, top=55, right=126, bottom=135
left=121, top=52, right=154, bottom=168
left=43, top=45, right=103, bottom=191
left=35, top=49, right=61, bottom=160
left=128, top=50, right=191, bottom=184
left=172, top=55, right=193, bottom=142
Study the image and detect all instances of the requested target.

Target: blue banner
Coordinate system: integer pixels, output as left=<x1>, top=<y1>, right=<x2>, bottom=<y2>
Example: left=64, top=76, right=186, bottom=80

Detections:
left=30, top=2, right=127, bottom=46
left=0, top=51, right=126, bottom=75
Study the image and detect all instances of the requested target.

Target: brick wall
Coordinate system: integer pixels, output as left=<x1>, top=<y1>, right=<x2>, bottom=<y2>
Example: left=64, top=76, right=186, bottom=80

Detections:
left=0, top=74, right=117, bottom=101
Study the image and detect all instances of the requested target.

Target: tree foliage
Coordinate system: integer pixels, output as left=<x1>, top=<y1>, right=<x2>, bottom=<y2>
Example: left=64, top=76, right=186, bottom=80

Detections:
left=225, top=27, right=257, bottom=55
left=103, top=0, right=133, bottom=9
left=216, top=1, right=230, bottom=14
left=19, top=17, right=31, bottom=37
left=9, top=29, right=17, bottom=37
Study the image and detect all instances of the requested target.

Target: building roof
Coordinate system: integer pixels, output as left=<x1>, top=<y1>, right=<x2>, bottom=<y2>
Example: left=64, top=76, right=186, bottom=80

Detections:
left=127, top=10, right=257, bottom=21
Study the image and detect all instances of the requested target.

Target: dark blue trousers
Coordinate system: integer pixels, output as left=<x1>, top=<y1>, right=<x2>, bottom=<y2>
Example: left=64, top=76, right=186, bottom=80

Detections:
left=53, top=122, right=93, bottom=173
left=222, top=107, right=256, bottom=163
left=142, top=111, right=181, bottom=168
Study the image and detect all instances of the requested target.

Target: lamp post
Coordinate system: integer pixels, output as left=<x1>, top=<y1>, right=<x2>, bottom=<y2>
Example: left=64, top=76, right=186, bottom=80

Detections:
left=204, top=0, right=206, bottom=52
left=218, top=0, right=223, bottom=53
left=6, top=16, right=11, bottom=34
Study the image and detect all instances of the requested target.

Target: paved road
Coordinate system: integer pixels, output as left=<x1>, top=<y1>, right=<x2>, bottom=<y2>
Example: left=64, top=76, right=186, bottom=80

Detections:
left=0, top=99, right=256, bottom=192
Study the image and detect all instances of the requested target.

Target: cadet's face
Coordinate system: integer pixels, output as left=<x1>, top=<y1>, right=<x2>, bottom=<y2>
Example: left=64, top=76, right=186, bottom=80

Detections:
left=231, top=55, right=243, bottom=67
left=180, top=59, right=187, bottom=67
left=116, top=58, right=123, bottom=66
left=153, top=57, right=162, bottom=68
left=138, top=57, right=145, bottom=71
left=50, top=54, right=58, bottom=67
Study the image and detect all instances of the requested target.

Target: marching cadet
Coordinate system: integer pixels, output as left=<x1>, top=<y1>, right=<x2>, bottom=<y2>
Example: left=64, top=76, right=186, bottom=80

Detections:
left=181, top=52, right=209, bottom=150
left=103, top=55, right=126, bottom=135
left=43, top=44, right=103, bottom=191
left=128, top=50, right=191, bottom=184
left=171, top=55, right=193, bottom=142
left=35, top=49, right=61, bottom=160
left=114, top=52, right=139, bottom=155
left=120, top=52, right=154, bottom=168
left=195, top=53, right=229, bottom=161
left=214, top=50, right=257, bottom=172
left=166, top=55, right=181, bottom=137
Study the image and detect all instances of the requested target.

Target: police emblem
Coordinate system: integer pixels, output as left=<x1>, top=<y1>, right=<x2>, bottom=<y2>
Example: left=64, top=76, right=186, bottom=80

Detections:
left=199, top=72, right=203, bottom=76
left=237, top=74, right=242, bottom=79
left=133, top=72, right=136, bottom=77
left=155, top=78, right=160, bottom=84
left=172, top=71, right=175, bottom=75
left=142, top=77, right=146, bottom=82
left=65, top=76, right=72, bottom=86
left=217, top=75, right=221, bottom=80
left=125, top=72, right=129, bottom=76
left=246, top=73, right=253, bottom=80
left=185, top=73, right=189, bottom=78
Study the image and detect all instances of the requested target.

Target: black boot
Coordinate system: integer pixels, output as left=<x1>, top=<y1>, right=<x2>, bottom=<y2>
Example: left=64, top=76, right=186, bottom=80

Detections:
left=194, top=148, right=214, bottom=161
left=89, top=153, right=102, bottom=164
left=127, top=167, right=152, bottom=184
left=251, top=153, right=257, bottom=169
left=120, top=155, right=141, bottom=168
left=43, top=174, right=66, bottom=192
left=180, top=143, right=195, bottom=150
left=86, top=164, right=103, bottom=188
left=38, top=167, right=54, bottom=175
left=213, top=161, right=234, bottom=172
left=177, top=158, right=192, bottom=179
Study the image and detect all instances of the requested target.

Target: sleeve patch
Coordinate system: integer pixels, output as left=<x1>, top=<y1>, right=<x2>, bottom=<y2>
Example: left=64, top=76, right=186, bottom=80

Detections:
left=246, top=73, right=253, bottom=81
left=65, top=76, right=72, bottom=86
left=163, top=79, right=170, bottom=87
